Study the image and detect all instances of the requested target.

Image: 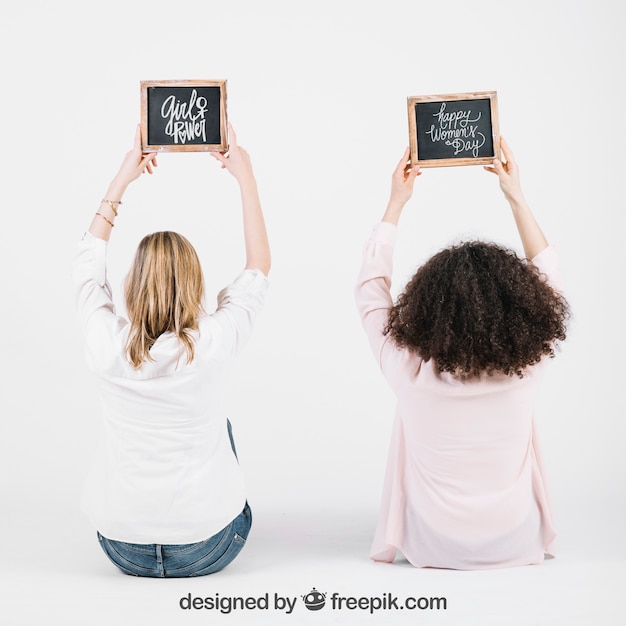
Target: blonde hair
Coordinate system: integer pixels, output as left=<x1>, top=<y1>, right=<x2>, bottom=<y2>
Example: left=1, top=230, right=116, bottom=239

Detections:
left=124, top=231, right=204, bottom=369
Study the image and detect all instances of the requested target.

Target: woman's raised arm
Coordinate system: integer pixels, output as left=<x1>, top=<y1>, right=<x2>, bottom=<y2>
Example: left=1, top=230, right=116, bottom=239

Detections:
left=88, top=126, right=157, bottom=242
left=484, top=137, right=548, bottom=259
left=381, top=147, right=421, bottom=226
left=211, top=124, right=271, bottom=276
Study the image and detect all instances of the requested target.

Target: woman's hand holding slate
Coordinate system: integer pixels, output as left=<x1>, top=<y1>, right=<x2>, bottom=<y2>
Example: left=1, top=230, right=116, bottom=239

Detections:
left=382, top=147, right=421, bottom=226
left=88, top=126, right=157, bottom=242
left=485, top=137, right=548, bottom=259
left=211, top=123, right=271, bottom=276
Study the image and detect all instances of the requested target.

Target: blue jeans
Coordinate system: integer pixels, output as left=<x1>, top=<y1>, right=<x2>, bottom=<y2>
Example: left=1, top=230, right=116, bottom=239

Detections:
left=97, top=504, right=252, bottom=577
left=97, top=420, right=251, bottom=577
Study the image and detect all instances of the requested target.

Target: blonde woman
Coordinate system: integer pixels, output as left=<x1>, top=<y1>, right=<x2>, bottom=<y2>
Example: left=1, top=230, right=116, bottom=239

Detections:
left=73, top=124, right=270, bottom=577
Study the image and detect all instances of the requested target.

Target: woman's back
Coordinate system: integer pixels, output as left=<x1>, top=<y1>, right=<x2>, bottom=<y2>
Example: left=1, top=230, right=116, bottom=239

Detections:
left=357, top=226, right=558, bottom=569
left=356, top=141, right=568, bottom=570
left=74, top=124, right=270, bottom=577
left=377, top=358, right=552, bottom=569
left=74, top=233, right=268, bottom=545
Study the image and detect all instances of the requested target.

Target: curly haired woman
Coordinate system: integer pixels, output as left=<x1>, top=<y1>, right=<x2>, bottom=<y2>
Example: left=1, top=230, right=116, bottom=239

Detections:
left=355, top=138, right=569, bottom=570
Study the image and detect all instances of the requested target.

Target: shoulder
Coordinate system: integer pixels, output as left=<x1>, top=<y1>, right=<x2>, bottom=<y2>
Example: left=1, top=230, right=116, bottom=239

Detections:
left=216, top=269, right=269, bottom=311
left=530, top=245, right=564, bottom=292
left=221, top=269, right=269, bottom=295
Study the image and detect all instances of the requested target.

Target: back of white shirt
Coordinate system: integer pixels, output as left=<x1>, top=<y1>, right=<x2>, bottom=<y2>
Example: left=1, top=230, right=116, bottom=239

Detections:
left=73, top=233, right=268, bottom=544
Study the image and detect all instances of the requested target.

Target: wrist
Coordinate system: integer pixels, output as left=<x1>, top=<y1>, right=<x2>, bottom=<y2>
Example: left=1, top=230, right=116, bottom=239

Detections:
left=237, top=172, right=257, bottom=190
left=106, top=176, right=129, bottom=201
left=382, top=198, right=406, bottom=225
left=507, top=194, right=529, bottom=213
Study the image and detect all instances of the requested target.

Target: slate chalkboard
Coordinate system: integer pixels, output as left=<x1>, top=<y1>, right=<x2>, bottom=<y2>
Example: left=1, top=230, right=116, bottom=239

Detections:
left=140, top=80, right=228, bottom=152
left=408, top=91, right=500, bottom=167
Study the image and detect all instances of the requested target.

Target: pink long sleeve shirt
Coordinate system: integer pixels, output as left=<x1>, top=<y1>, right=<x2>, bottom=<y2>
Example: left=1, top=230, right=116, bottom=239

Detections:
left=355, top=222, right=560, bottom=570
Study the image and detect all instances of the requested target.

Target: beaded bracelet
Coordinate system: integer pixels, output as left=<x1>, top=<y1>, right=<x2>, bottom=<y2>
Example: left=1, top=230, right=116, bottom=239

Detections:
left=95, top=212, right=115, bottom=227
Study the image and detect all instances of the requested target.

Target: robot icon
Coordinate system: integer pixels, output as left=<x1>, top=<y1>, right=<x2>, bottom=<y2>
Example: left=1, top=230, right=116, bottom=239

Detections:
left=302, top=588, right=326, bottom=611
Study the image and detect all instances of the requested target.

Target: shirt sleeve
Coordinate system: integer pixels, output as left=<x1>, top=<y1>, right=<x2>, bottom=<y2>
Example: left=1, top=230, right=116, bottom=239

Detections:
left=530, top=245, right=564, bottom=294
left=72, top=232, right=129, bottom=374
left=73, top=231, right=114, bottom=326
left=209, top=268, right=269, bottom=357
left=355, top=222, right=412, bottom=376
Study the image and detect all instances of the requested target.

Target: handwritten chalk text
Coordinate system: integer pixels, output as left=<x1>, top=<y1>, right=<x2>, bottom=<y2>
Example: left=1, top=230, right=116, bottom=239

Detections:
left=425, top=102, right=486, bottom=157
left=161, top=90, right=208, bottom=144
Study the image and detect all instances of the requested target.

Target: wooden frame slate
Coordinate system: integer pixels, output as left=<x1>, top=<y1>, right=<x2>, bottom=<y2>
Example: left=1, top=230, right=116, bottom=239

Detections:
left=140, top=80, right=228, bottom=152
left=408, top=91, right=500, bottom=167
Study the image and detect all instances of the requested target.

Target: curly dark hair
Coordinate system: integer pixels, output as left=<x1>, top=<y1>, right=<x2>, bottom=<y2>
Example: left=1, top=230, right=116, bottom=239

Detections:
left=384, top=241, right=570, bottom=378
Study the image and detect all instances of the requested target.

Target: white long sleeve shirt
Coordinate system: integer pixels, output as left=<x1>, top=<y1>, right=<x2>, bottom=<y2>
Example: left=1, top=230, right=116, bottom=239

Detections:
left=73, top=232, right=268, bottom=544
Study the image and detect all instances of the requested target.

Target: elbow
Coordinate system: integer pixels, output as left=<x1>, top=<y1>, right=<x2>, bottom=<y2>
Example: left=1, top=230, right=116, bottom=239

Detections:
left=247, top=253, right=271, bottom=277
left=260, top=254, right=271, bottom=276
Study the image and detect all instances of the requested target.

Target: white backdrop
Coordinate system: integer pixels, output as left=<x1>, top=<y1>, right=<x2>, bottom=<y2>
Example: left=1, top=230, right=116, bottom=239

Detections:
left=1, top=1, right=624, bottom=624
